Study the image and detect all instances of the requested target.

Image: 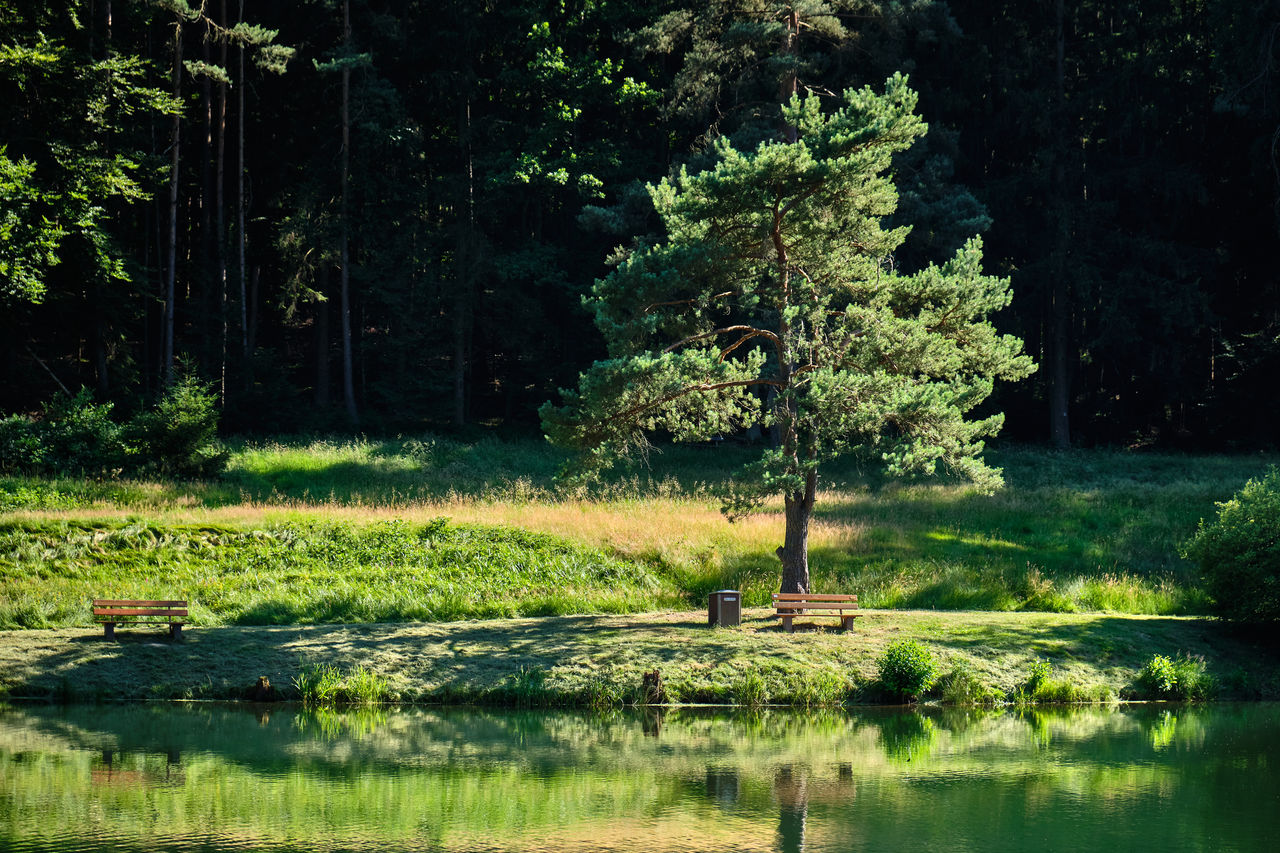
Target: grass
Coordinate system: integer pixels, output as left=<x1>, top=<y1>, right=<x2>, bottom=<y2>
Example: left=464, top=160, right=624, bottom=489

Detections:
left=0, top=516, right=682, bottom=629
left=3, top=608, right=1278, bottom=705
left=2, top=437, right=1273, bottom=627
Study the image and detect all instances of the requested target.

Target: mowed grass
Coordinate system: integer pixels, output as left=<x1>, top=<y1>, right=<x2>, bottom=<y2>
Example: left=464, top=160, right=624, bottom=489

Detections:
left=1, top=436, right=1274, bottom=628
left=6, top=609, right=1280, bottom=705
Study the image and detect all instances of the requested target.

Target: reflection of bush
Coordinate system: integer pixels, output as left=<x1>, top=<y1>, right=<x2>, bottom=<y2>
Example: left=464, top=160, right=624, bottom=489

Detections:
left=876, top=712, right=938, bottom=763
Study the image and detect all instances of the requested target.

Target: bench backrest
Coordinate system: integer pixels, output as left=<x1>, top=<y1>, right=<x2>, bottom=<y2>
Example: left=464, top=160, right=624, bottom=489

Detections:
left=93, top=599, right=188, bottom=618
left=772, top=593, right=857, bottom=603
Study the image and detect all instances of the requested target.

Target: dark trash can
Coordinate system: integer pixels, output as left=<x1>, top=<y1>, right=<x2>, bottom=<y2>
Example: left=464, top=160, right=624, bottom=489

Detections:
left=708, top=590, right=741, bottom=627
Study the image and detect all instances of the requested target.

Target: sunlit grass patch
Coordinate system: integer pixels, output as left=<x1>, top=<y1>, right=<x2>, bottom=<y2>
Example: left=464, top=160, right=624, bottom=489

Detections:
left=6, top=438, right=1279, bottom=619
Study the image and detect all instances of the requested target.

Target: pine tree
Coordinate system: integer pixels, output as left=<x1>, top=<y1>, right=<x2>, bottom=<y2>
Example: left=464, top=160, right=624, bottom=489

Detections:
left=542, top=76, right=1033, bottom=592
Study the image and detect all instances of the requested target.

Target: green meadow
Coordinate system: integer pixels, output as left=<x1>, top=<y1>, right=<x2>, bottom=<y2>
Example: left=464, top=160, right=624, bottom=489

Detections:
left=0, top=437, right=1272, bottom=631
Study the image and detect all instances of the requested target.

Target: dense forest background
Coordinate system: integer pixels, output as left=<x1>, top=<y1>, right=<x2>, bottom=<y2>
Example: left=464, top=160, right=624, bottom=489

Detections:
left=4, top=0, right=1280, bottom=448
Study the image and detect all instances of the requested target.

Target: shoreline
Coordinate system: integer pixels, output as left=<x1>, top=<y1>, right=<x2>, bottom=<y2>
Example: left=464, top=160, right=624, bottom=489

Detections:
left=4, top=608, right=1278, bottom=706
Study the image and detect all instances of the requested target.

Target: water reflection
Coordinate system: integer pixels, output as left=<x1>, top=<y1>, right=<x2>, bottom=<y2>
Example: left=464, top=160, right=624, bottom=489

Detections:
left=1, top=703, right=1278, bottom=852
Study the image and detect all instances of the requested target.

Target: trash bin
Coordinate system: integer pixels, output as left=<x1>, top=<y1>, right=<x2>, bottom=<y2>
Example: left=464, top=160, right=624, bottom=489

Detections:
left=708, top=590, right=741, bottom=627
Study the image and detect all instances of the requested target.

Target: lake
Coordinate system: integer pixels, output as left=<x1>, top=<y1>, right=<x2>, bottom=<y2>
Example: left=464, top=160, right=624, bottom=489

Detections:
left=2, top=702, right=1277, bottom=852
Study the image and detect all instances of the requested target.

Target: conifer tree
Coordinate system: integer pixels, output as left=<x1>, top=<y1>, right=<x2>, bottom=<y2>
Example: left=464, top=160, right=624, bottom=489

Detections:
left=543, top=76, right=1033, bottom=593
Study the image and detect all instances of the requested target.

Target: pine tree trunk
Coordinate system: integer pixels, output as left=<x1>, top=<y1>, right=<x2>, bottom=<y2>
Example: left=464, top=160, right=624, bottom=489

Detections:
left=237, top=0, right=248, bottom=362
left=777, top=474, right=814, bottom=595
left=779, top=8, right=799, bottom=143
left=339, top=0, right=358, bottom=425
left=454, top=95, right=475, bottom=427
left=1048, top=0, right=1071, bottom=448
left=315, top=267, right=331, bottom=408
left=163, top=16, right=183, bottom=387
left=216, top=0, right=227, bottom=402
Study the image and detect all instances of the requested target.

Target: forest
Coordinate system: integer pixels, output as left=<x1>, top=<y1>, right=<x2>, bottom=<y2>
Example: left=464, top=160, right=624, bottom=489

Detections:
left=4, top=0, right=1280, bottom=448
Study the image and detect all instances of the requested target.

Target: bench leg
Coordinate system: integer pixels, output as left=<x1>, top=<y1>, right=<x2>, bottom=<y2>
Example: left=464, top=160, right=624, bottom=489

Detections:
left=102, top=622, right=115, bottom=641
left=841, top=615, right=854, bottom=632
left=781, top=616, right=794, bottom=633
left=169, top=623, right=182, bottom=640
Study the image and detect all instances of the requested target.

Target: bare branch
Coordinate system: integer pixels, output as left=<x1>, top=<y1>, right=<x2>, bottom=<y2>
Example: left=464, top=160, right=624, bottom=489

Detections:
left=642, top=290, right=735, bottom=315
left=719, top=330, right=777, bottom=362
left=663, top=325, right=781, bottom=354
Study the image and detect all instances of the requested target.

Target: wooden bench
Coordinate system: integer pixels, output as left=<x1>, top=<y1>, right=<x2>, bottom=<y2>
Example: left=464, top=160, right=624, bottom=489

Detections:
left=773, top=592, right=860, bottom=632
left=92, top=599, right=187, bottom=640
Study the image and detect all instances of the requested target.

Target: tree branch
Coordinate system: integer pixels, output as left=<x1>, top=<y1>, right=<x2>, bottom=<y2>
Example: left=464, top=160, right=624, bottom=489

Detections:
left=663, top=324, right=781, bottom=354
left=643, top=290, right=735, bottom=315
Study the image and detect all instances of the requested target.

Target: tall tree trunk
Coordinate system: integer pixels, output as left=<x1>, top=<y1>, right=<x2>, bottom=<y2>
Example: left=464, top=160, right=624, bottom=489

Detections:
left=199, top=26, right=214, bottom=371
left=773, top=215, right=810, bottom=594
left=339, top=0, right=358, bottom=425
left=779, top=7, right=799, bottom=143
left=777, top=471, right=815, bottom=594
left=454, top=94, right=474, bottom=427
left=216, top=0, right=228, bottom=402
left=237, top=0, right=249, bottom=362
left=92, top=0, right=113, bottom=398
left=163, top=16, right=183, bottom=387
left=315, top=267, right=331, bottom=408
left=1048, top=0, right=1071, bottom=448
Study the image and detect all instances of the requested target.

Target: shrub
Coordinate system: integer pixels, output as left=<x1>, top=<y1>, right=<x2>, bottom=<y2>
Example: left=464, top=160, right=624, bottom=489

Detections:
left=877, top=639, right=938, bottom=701
left=0, top=415, right=43, bottom=473
left=1182, top=467, right=1280, bottom=621
left=127, top=369, right=227, bottom=478
left=39, top=389, right=126, bottom=474
left=1024, top=659, right=1053, bottom=693
left=1138, top=653, right=1214, bottom=701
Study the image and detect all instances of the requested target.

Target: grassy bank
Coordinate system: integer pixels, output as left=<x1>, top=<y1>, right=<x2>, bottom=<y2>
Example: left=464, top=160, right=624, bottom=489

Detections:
left=3, top=609, right=1278, bottom=706
left=2, top=439, right=1274, bottom=625
left=0, top=517, right=683, bottom=629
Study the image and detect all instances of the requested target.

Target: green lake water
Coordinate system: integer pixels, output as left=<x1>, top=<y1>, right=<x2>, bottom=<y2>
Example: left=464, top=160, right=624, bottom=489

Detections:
left=2, top=702, right=1277, bottom=852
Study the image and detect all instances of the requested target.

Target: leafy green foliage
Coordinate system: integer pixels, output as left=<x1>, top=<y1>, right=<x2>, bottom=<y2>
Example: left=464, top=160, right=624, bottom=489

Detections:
left=0, top=151, right=63, bottom=303
left=1024, top=659, right=1053, bottom=693
left=127, top=370, right=227, bottom=479
left=35, top=389, right=127, bottom=475
left=877, top=639, right=938, bottom=700
left=1138, top=654, right=1214, bottom=701
left=544, top=75, right=1032, bottom=590
left=1182, top=468, right=1280, bottom=622
left=0, top=373, right=226, bottom=479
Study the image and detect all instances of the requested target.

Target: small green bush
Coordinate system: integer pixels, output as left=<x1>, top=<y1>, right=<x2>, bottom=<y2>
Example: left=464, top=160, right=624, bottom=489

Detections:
left=1024, top=659, right=1053, bottom=693
left=877, top=639, right=938, bottom=701
left=38, top=389, right=126, bottom=475
left=1138, top=653, right=1214, bottom=701
left=1, top=372, right=226, bottom=480
left=127, top=369, right=227, bottom=478
left=0, top=415, right=44, bottom=473
left=1182, top=467, right=1280, bottom=622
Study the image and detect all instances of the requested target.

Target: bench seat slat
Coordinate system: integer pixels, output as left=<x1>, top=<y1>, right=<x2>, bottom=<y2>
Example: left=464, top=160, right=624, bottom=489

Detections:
left=775, top=602, right=859, bottom=611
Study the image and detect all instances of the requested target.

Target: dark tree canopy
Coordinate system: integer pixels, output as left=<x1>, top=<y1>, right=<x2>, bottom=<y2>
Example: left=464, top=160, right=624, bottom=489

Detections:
left=2, top=0, right=1280, bottom=451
